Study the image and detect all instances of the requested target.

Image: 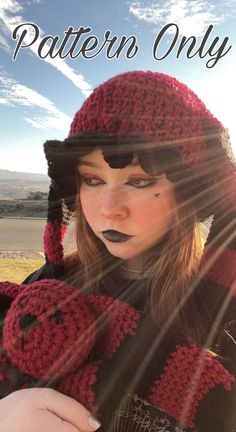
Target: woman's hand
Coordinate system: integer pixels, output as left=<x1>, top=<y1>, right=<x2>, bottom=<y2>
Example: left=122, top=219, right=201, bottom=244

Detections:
left=0, top=388, right=101, bottom=432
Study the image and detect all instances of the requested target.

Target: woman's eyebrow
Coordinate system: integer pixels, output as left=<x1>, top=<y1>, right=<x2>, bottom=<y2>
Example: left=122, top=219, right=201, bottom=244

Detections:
left=78, top=160, right=99, bottom=168
left=78, top=160, right=140, bottom=168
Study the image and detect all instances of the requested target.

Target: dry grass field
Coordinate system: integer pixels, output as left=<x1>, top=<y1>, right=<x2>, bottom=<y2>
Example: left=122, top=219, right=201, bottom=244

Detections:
left=0, top=259, right=44, bottom=284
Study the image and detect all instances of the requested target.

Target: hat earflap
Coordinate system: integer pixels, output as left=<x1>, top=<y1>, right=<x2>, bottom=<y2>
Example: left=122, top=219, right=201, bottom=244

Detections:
left=43, top=180, right=67, bottom=266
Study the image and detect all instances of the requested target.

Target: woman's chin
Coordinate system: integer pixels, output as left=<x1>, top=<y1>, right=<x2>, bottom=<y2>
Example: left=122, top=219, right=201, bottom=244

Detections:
left=105, top=243, right=143, bottom=260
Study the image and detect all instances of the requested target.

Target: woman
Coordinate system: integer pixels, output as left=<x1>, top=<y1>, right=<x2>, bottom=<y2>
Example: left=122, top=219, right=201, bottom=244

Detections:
left=0, top=71, right=235, bottom=431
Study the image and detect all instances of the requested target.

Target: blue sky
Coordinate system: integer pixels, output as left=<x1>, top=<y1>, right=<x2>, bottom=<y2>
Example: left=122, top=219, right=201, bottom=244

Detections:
left=0, top=0, right=236, bottom=174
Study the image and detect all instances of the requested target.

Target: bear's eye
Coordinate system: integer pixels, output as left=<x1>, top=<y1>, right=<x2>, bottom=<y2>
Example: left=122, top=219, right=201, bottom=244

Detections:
left=48, top=309, right=64, bottom=324
left=19, top=314, right=39, bottom=332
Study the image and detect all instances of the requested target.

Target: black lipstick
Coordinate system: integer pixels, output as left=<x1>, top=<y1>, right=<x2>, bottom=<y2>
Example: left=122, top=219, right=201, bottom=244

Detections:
left=101, top=230, right=133, bottom=243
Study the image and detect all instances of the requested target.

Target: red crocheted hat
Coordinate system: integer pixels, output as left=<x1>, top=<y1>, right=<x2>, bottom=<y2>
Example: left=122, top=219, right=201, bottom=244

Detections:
left=43, top=71, right=236, bottom=293
left=69, top=71, right=222, bottom=168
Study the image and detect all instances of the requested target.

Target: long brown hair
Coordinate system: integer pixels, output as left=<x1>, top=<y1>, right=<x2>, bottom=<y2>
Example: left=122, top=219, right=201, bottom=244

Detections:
left=145, top=188, right=204, bottom=342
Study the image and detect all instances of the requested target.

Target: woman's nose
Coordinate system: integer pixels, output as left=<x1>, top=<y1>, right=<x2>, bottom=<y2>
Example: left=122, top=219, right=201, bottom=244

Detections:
left=99, top=190, right=129, bottom=220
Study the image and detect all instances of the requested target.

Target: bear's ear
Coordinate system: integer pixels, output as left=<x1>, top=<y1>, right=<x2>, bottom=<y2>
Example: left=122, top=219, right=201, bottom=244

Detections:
left=0, top=282, right=21, bottom=319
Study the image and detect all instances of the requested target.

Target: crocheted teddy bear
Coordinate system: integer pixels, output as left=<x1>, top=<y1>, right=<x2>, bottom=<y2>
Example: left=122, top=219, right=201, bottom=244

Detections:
left=0, top=278, right=140, bottom=412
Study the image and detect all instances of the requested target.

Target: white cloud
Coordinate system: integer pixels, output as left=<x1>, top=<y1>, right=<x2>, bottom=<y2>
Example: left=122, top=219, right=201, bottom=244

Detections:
left=0, top=32, right=11, bottom=52
left=0, top=71, right=71, bottom=131
left=24, top=115, right=68, bottom=130
left=0, top=1, right=19, bottom=52
left=128, top=0, right=232, bottom=37
left=27, top=0, right=44, bottom=5
left=0, top=98, right=11, bottom=105
left=0, top=0, right=92, bottom=97
left=0, top=0, right=22, bottom=14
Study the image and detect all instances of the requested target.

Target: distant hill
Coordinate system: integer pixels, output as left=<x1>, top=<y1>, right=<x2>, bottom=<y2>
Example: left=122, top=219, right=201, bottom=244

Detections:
left=0, top=169, right=48, bottom=182
left=0, top=169, right=49, bottom=200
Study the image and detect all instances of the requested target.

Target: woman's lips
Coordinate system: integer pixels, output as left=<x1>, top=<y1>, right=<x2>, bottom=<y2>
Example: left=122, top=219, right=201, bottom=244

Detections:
left=101, top=230, right=133, bottom=243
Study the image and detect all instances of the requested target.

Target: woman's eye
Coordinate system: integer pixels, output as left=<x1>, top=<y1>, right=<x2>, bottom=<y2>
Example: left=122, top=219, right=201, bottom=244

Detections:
left=127, top=178, right=157, bottom=188
left=80, top=176, right=104, bottom=186
left=80, top=176, right=158, bottom=188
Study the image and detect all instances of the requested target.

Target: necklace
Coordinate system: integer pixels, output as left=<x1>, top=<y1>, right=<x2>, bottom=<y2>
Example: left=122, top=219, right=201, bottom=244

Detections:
left=121, top=265, right=153, bottom=274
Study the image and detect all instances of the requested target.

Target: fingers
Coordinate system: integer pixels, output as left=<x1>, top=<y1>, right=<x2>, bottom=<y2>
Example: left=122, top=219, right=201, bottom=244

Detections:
left=38, top=388, right=101, bottom=431
left=0, top=388, right=101, bottom=432
left=37, top=410, right=80, bottom=432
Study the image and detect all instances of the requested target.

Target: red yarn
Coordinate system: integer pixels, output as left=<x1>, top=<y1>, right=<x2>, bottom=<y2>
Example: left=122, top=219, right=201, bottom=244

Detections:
left=0, top=277, right=236, bottom=428
left=148, top=342, right=234, bottom=428
left=203, top=247, right=236, bottom=292
left=89, top=295, right=140, bottom=359
left=43, top=221, right=67, bottom=264
left=3, top=280, right=96, bottom=380
left=69, top=71, right=223, bottom=169
left=43, top=70, right=235, bottom=274
left=0, top=280, right=140, bottom=394
left=59, top=361, right=100, bottom=414
left=0, top=281, right=21, bottom=299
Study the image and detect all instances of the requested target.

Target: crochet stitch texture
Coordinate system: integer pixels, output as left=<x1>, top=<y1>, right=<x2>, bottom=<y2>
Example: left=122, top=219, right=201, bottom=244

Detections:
left=1, top=71, right=236, bottom=431
left=69, top=71, right=222, bottom=168
left=43, top=71, right=236, bottom=268
left=0, top=277, right=235, bottom=430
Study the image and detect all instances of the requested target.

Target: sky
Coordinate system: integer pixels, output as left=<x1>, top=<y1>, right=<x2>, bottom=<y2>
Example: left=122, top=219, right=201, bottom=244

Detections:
left=0, top=0, right=236, bottom=174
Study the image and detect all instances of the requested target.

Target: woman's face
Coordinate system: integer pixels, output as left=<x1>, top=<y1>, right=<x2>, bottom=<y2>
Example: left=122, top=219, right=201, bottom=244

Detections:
left=78, top=148, right=176, bottom=261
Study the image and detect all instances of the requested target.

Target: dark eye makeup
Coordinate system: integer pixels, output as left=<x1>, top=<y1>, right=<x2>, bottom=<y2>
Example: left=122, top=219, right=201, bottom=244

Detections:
left=125, top=178, right=157, bottom=188
left=79, top=175, right=159, bottom=189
